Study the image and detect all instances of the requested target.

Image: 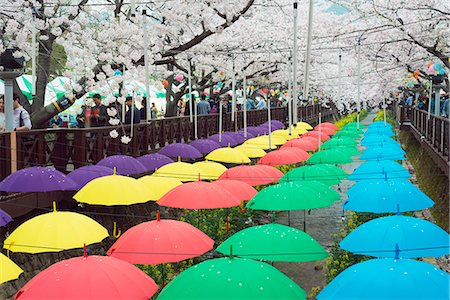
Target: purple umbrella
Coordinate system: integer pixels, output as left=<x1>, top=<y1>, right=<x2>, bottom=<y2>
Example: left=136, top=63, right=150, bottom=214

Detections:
left=97, top=155, right=147, bottom=175
left=258, top=125, right=270, bottom=134
left=245, top=127, right=266, bottom=136
left=0, top=166, right=77, bottom=192
left=67, top=165, right=113, bottom=189
left=223, top=132, right=245, bottom=144
left=189, top=139, right=222, bottom=155
left=264, top=120, right=285, bottom=129
left=208, top=134, right=239, bottom=147
left=136, top=153, right=174, bottom=171
left=0, top=209, right=13, bottom=227
left=159, top=143, right=203, bottom=160
left=237, top=130, right=256, bottom=139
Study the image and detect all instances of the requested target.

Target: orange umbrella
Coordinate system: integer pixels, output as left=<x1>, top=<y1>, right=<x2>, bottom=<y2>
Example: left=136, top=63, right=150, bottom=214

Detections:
left=212, top=180, right=257, bottom=201
left=218, top=165, right=281, bottom=186
left=257, top=149, right=310, bottom=166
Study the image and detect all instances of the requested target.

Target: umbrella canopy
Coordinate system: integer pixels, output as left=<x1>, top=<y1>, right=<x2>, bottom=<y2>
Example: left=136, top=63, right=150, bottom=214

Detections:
left=258, top=149, right=309, bottom=166
left=0, top=166, right=77, bottom=193
left=108, top=217, right=214, bottom=264
left=157, top=257, right=306, bottom=300
left=212, top=180, right=257, bottom=201
left=0, top=253, right=23, bottom=285
left=302, top=131, right=330, bottom=141
left=97, top=155, right=147, bottom=175
left=264, top=120, right=285, bottom=128
left=307, top=149, right=353, bottom=165
left=217, top=223, right=328, bottom=262
left=223, top=132, right=245, bottom=144
left=0, top=208, right=13, bottom=227
left=193, top=161, right=228, bottom=180
left=317, top=122, right=338, bottom=131
left=157, top=181, right=241, bottom=209
left=369, top=121, right=392, bottom=129
left=245, top=126, right=267, bottom=136
left=247, top=181, right=339, bottom=211
left=360, top=146, right=406, bottom=161
left=218, top=165, right=282, bottom=186
left=281, top=138, right=318, bottom=151
left=189, top=139, right=222, bottom=155
left=271, top=129, right=300, bottom=140
left=340, top=215, right=450, bottom=258
left=208, top=134, right=239, bottom=147
left=136, top=153, right=174, bottom=172
left=158, top=143, right=203, bottom=160
left=365, top=127, right=395, bottom=137
left=243, top=136, right=278, bottom=150
left=74, top=173, right=157, bottom=205
left=334, top=129, right=362, bottom=138
left=361, top=135, right=397, bottom=146
left=234, top=144, right=267, bottom=158
left=67, top=165, right=113, bottom=189
left=296, top=121, right=313, bottom=130
left=281, top=164, right=346, bottom=185
left=4, top=203, right=108, bottom=253
left=314, top=127, right=336, bottom=136
left=137, top=176, right=182, bottom=200
left=205, top=147, right=251, bottom=164
left=349, top=160, right=411, bottom=181
left=15, top=255, right=158, bottom=300
left=317, top=258, right=450, bottom=300
left=322, top=137, right=358, bottom=147
left=342, top=122, right=366, bottom=129
left=153, top=161, right=202, bottom=182
left=344, top=179, right=434, bottom=213
left=236, top=130, right=256, bottom=139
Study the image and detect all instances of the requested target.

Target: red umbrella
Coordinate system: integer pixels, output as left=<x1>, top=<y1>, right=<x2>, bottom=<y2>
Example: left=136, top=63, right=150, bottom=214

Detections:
left=281, top=138, right=318, bottom=151
left=107, top=213, right=214, bottom=264
left=318, top=122, right=338, bottom=131
left=15, top=251, right=158, bottom=300
left=218, top=165, right=281, bottom=186
left=157, top=181, right=240, bottom=209
left=212, top=180, right=257, bottom=201
left=314, top=126, right=336, bottom=136
left=252, top=165, right=284, bottom=182
left=303, top=131, right=330, bottom=141
left=257, top=149, right=310, bottom=166
left=280, top=147, right=311, bottom=159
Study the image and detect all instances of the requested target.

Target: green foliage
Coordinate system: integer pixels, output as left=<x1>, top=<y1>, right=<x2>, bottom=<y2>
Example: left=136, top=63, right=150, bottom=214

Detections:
left=373, top=110, right=396, bottom=127
left=335, top=109, right=368, bottom=129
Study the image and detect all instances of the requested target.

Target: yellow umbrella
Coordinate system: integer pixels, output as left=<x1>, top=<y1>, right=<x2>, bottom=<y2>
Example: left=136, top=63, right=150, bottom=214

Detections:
left=138, top=176, right=183, bottom=200
left=245, top=135, right=286, bottom=149
left=0, top=253, right=23, bottom=284
left=205, top=147, right=251, bottom=164
left=3, top=202, right=108, bottom=254
left=292, top=127, right=308, bottom=135
left=234, top=145, right=267, bottom=158
left=74, top=172, right=157, bottom=205
left=296, top=122, right=313, bottom=130
left=193, top=161, right=228, bottom=180
left=271, top=129, right=299, bottom=140
left=153, top=161, right=202, bottom=182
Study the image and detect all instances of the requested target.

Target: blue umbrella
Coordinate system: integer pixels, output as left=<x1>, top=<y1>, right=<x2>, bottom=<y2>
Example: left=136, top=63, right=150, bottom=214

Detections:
left=368, top=121, right=392, bottom=129
left=349, top=160, right=411, bottom=181
left=317, top=258, right=450, bottom=300
left=340, top=215, right=449, bottom=258
left=360, top=146, right=406, bottom=161
left=363, top=141, right=403, bottom=151
left=361, top=135, right=397, bottom=146
left=344, top=179, right=434, bottom=213
left=364, top=127, right=395, bottom=137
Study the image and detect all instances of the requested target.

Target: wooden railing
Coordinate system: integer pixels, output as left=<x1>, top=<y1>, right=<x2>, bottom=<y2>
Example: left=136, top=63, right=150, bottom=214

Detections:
left=0, top=104, right=336, bottom=180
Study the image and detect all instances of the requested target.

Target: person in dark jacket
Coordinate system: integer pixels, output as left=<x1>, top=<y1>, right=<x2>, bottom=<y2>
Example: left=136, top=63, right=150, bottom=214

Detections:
left=124, top=96, right=141, bottom=124
left=91, top=94, right=107, bottom=127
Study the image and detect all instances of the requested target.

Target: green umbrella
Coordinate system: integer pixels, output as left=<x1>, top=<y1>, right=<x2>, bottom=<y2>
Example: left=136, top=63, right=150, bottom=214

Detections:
left=321, top=137, right=358, bottom=148
left=307, top=149, right=353, bottom=165
left=343, top=122, right=366, bottom=129
left=246, top=181, right=340, bottom=211
left=157, top=257, right=306, bottom=299
left=280, top=165, right=343, bottom=186
left=334, top=130, right=363, bottom=138
left=320, top=145, right=360, bottom=157
left=216, top=223, right=328, bottom=262
left=313, top=164, right=348, bottom=178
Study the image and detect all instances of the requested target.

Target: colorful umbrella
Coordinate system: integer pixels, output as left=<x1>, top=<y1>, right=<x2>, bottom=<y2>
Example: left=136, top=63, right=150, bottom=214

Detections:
left=193, top=161, right=228, bottom=180
left=280, top=138, right=318, bottom=151
left=157, top=181, right=241, bottom=209
left=223, top=132, right=245, bottom=144
left=243, top=136, right=278, bottom=150
left=340, top=215, right=450, bottom=258
left=218, top=165, right=281, bottom=186
left=74, top=173, right=157, bottom=205
left=360, top=146, right=406, bottom=161
left=0, top=208, right=13, bottom=227
left=323, top=146, right=360, bottom=157
left=317, top=122, right=338, bottom=131
left=307, top=149, right=353, bottom=164
left=244, top=126, right=267, bottom=136
left=365, top=127, right=395, bottom=137
left=97, top=155, right=147, bottom=175
left=349, top=160, right=411, bottom=181
left=15, top=254, right=158, bottom=300
left=205, top=147, right=251, bottom=164
left=153, top=161, right=202, bottom=182
left=159, top=143, right=203, bottom=160
left=322, top=137, right=358, bottom=147
left=217, top=223, right=328, bottom=262
left=264, top=120, right=285, bottom=129
left=302, top=131, right=330, bottom=141
left=314, top=127, right=336, bottom=136
left=344, top=179, right=434, bottom=213
left=208, top=134, right=239, bottom=147
left=257, top=149, right=309, bottom=166
left=157, top=257, right=306, bottom=300
left=0, top=253, right=23, bottom=284
left=271, top=129, right=299, bottom=140
left=212, top=180, right=257, bottom=201
left=4, top=202, right=108, bottom=253
left=107, top=215, right=214, bottom=264
left=67, top=165, right=113, bottom=189
left=361, top=135, right=396, bottom=146
left=281, top=165, right=345, bottom=185
left=247, top=181, right=339, bottom=211
left=296, top=121, right=313, bottom=130
left=136, top=153, right=174, bottom=171
left=368, top=121, right=392, bottom=129
left=0, top=166, right=77, bottom=193
left=137, top=176, right=182, bottom=200
left=234, top=144, right=267, bottom=158
left=317, top=258, right=449, bottom=300
left=189, top=139, right=222, bottom=155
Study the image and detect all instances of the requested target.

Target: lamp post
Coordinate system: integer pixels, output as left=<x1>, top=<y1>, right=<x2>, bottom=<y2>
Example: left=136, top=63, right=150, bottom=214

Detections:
left=292, top=1, right=299, bottom=124
left=303, top=0, right=314, bottom=106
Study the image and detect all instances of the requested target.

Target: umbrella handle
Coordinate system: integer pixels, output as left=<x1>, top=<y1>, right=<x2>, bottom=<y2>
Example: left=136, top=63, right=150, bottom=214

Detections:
left=113, top=222, right=121, bottom=238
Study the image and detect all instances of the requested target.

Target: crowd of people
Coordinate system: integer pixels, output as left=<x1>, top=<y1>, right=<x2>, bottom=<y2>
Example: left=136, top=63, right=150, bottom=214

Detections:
left=0, top=94, right=32, bottom=132
left=400, top=92, right=449, bottom=117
